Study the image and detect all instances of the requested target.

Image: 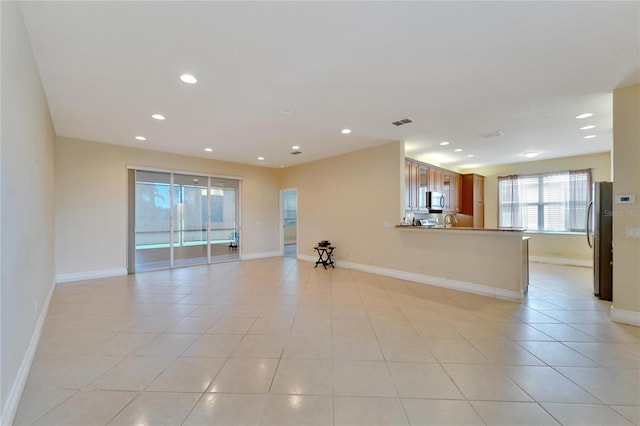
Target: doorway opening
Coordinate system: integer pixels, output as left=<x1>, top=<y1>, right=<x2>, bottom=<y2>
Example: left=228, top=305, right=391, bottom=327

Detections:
left=281, top=188, right=298, bottom=258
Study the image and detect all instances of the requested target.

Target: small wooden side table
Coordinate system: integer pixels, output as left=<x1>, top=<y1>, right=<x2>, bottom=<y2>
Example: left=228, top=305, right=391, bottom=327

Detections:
left=314, top=246, right=335, bottom=269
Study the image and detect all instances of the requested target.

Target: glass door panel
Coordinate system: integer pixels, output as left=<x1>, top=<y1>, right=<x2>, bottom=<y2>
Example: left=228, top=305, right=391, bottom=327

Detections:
left=282, top=189, right=297, bottom=258
left=130, top=169, right=241, bottom=272
left=135, top=171, right=172, bottom=271
left=173, top=174, right=209, bottom=267
left=209, top=177, right=240, bottom=262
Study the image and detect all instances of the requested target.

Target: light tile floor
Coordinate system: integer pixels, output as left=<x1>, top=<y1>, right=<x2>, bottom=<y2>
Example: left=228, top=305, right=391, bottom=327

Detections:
left=14, top=259, right=640, bottom=425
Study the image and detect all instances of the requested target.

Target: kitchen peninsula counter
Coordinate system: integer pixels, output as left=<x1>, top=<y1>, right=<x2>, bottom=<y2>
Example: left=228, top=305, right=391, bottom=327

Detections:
left=391, top=225, right=529, bottom=301
left=395, top=225, right=525, bottom=235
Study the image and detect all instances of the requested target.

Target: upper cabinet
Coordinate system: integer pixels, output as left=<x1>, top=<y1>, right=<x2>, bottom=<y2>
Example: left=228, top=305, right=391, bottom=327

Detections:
left=444, top=172, right=462, bottom=213
left=418, top=164, right=429, bottom=211
left=428, top=168, right=444, bottom=193
left=404, top=159, right=417, bottom=211
left=405, top=158, right=462, bottom=213
left=462, top=173, right=485, bottom=227
left=405, top=159, right=429, bottom=212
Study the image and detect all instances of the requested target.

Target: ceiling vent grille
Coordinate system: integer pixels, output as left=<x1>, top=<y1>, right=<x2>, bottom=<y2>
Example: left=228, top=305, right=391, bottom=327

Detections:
left=479, top=130, right=504, bottom=138
left=290, top=150, right=302, bottom=155
left=392, top=118, right=413, bottom=126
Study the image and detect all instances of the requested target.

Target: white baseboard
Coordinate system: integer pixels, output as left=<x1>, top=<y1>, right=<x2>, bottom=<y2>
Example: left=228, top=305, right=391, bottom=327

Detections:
left=529, top=256, right=592, bottom=268
left=303, top=257, right=522, bottom=302
left=1, top=278, right=56, bottom=426
left=298, top=254, right=317, bottom=263
left=611, top=307, right=640, bottom=327
left=56, top=267, right=128, bottom=283
left=495, top=288, right=525, bottom=301
left=242, top=251, right=281, bottom=261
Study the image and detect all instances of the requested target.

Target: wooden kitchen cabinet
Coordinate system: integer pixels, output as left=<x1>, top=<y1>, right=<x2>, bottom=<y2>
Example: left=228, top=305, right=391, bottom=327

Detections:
left=462, top=174, right=485, bottom=227
left=405, top=158, right=464, bottom=214
left=404, top=159, right=417, bottom=211
left=405, top=159, right=429, bottom=212
left=473, top=201, right=484, bottom=228
left=429, top=167, right=444, bottom=192
left=473, top=174, right=484, bottom=202
left=417, top=164, right=429, bottom=211
left=445, top=172, right=462, bottom=213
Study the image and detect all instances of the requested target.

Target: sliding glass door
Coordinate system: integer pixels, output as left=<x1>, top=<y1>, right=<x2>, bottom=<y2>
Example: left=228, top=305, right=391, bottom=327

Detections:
left=131, top=169, right=240, bottom=272
left=134, top=171, right=172, bottom=271
left=209, top=177, right=239, bottom=262
left=173, top=174, right=209, bottom=268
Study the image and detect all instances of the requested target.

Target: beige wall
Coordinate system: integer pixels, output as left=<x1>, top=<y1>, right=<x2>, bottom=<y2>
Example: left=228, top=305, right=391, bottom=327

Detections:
left=612, top=84, right=640, bottom=322
left=55, top=137, right=281, bottom=277
left=280, top=141, right=526, bottom=296
left=280, top=141, right=405, bottom=265
left=1, top=2, right=57, bottom=422
left=466, top=152, right=611, bottom=263
left=58, top=135, right=526, bottom=295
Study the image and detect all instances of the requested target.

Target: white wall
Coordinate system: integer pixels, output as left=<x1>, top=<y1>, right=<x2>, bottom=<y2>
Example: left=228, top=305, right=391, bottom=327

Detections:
left=55, top=137, right=281, bottom=279
left=1, top=2, right=57, bottom=423
left=466, top=152, right=611, bottom=265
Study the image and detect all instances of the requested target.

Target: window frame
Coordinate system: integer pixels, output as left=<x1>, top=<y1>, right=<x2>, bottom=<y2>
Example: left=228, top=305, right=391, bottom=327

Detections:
left=498, top=169, right=591, bottom=233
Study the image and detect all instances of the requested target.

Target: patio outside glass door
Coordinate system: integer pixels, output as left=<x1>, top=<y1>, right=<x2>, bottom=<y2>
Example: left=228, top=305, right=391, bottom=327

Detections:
left=131, top=169, right=241, bottom=272
left=173, top=174, right=209, bottom=268
left=134, top=170, right=172, bottom=271
left=209, top=177, right=240, bottom=262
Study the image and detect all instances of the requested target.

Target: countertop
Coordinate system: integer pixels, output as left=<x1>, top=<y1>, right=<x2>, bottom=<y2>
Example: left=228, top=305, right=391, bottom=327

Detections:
left=395, top=225, right=526, bottom=234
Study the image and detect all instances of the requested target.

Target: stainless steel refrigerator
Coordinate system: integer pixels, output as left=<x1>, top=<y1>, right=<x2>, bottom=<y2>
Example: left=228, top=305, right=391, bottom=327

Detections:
left=586, top=181, right=613, bottom=301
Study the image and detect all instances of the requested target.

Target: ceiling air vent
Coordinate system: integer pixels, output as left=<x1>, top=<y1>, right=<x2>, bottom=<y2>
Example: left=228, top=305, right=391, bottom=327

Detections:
left=290, top=150, right=302, bottom=155
left=479, top=130, right=504, bottom=138
left=392, top=118, right=413, bottom=126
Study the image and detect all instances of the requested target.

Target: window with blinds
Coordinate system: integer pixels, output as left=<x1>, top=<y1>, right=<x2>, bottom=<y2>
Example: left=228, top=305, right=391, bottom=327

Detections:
left=498, top=169, right=592, bottom=232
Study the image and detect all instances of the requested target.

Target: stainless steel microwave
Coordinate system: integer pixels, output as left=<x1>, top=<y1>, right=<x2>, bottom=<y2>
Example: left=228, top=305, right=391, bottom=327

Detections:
left=427, top=191, right=445, bottom=211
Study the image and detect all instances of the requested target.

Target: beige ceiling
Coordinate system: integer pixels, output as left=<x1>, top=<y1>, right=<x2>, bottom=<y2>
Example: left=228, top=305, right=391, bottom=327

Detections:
left=20, top=1, right=640, bottom=170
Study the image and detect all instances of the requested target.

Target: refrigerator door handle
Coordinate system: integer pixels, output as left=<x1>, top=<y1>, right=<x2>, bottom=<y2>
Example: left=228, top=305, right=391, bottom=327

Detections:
left=586, top=201, right=593, bottom=248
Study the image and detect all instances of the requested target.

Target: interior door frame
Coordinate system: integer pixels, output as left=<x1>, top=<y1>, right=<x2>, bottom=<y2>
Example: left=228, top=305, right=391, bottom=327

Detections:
left=279, top=187, right=298, bottom=257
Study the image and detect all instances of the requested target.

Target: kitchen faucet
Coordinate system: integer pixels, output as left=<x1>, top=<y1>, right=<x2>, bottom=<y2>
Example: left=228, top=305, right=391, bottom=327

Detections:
left=443, top=213, right=458, bottom=228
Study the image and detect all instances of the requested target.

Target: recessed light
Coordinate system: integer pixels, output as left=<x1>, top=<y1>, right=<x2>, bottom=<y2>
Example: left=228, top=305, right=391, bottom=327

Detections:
left=179, top=74, right=197, bottom=84
left=341, top=129, right=351, bottom=134
left=204, top=148, right=213, bottom=152
left=135, top=136, right=146, bottom=141
left=466, top=154, right=475, bottom=158
left=440, top=141, right=450, bottom=146
left=580, top=125, right=596, bottom=130
left=291, top=145, right=300, bottom=150
left=257, top=156, right=265, bottom=161
left=575, top=113, right=593, bottom=119
left=454, top=148, right=463, bottom=152
left=523, top=151, right=539, bottom=158
left=152, top=114, right=165, bottom=120
left=584, top=134, right=597, bottom=139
